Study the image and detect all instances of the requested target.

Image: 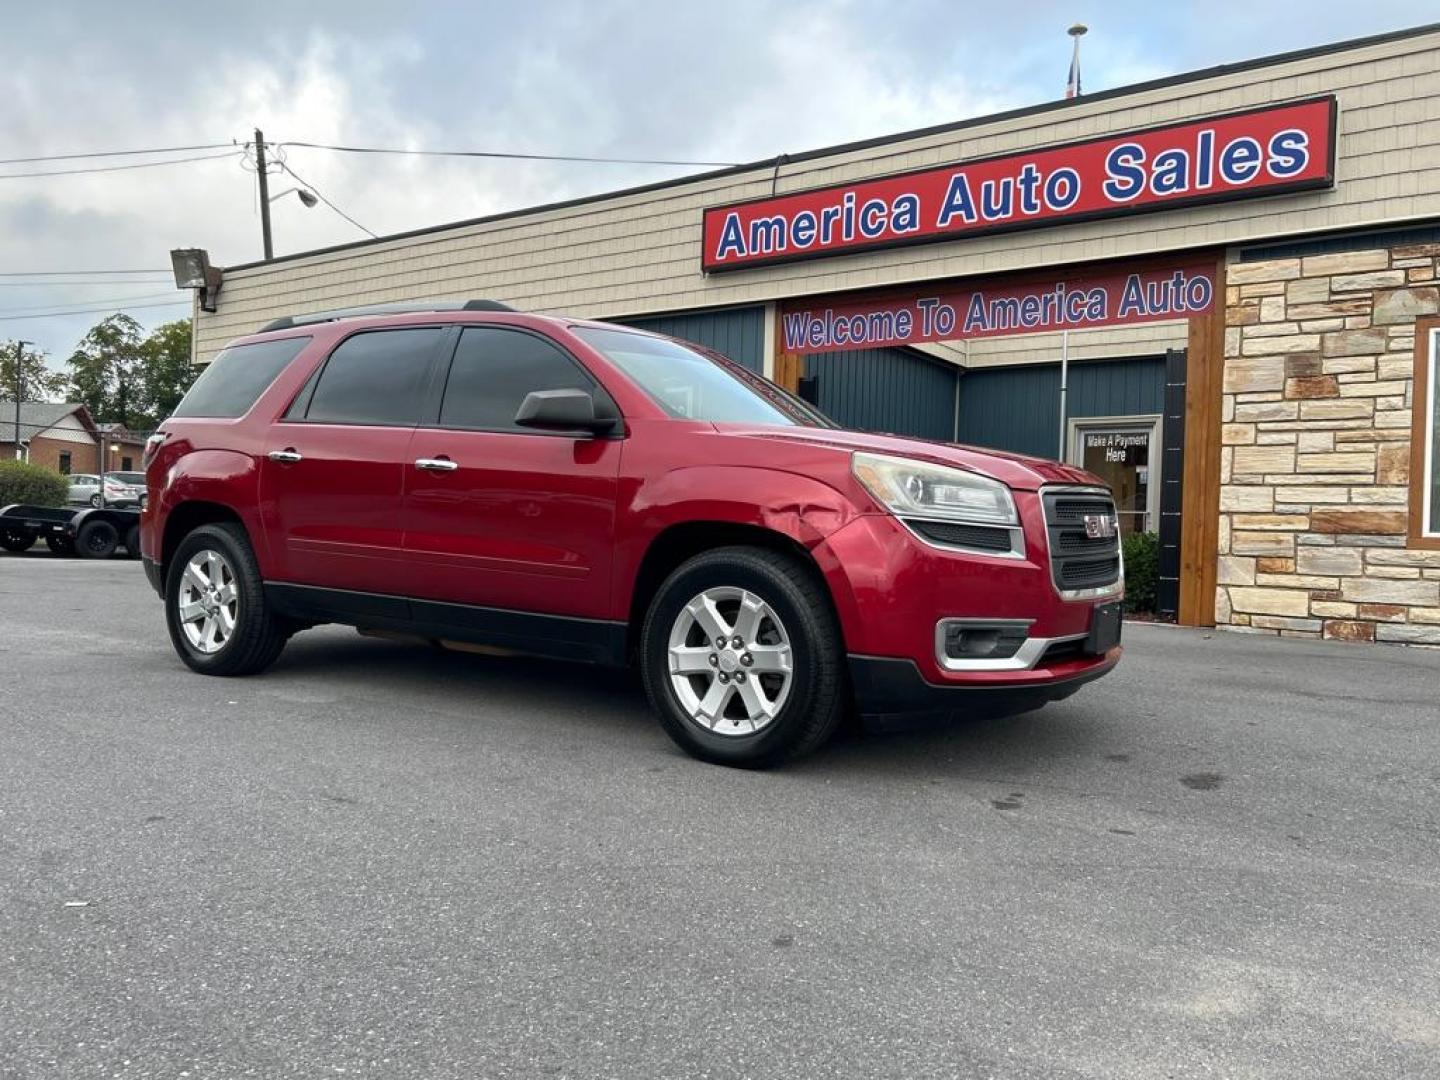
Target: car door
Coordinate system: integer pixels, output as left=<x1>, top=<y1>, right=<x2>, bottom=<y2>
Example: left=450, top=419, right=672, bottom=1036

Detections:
left=403, top=325, right=624, bottom=635
left=259, top=326, right=448, bottom=597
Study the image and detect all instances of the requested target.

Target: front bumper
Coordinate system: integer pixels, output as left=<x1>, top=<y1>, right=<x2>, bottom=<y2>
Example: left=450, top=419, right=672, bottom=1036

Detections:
left=812, top=496, right=1121, bottom=710
left=849, top=648, right=1120, bottom=729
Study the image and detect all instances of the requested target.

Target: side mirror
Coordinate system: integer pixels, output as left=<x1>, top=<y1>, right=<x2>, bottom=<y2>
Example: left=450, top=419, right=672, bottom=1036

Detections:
left=514, top=388, right=617, bottom=436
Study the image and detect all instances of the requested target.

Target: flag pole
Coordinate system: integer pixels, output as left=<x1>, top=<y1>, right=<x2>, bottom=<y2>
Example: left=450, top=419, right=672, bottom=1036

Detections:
left=1066, top=23, right=1087, bottom=99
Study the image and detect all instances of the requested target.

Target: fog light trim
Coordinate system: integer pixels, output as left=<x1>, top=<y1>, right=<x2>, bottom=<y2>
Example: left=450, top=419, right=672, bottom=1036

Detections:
left=935, top=618, right=1086, bottom=672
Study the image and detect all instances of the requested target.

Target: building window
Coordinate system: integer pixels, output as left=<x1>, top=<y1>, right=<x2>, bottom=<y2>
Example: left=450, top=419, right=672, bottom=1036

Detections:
left=1067, top=415, right=1162, bottom=538
left=1413, top=320, right=1440, bottom=546
left=121, top=456, right=133, bottom=470
left=58, top=451, right=71, bottom=475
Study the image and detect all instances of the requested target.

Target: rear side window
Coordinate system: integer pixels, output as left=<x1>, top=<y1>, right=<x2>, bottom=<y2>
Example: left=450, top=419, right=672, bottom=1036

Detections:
left=438, top=327, right=600, bottom=431
left=302, top=328, right=446, bottom=427
left=171, top=337, right=311, bottom=418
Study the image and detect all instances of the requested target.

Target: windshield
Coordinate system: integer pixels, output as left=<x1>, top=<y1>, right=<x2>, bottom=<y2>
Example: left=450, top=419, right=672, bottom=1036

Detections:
left=572, top=326, right=831, bottom=427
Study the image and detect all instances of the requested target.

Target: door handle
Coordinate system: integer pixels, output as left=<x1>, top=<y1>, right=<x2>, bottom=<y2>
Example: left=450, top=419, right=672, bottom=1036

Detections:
left=267, top=448, right=302, bottom=463
left=414, top=457, right=458, bottom=472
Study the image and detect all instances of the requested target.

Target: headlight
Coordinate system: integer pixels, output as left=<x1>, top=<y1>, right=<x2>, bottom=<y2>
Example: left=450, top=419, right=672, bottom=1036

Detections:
left=852, top=452, right=1017, bottom=526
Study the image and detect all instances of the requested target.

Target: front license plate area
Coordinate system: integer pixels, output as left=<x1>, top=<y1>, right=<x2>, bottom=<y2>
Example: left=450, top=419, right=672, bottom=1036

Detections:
left=1085, top=601, right=1123, bottom=655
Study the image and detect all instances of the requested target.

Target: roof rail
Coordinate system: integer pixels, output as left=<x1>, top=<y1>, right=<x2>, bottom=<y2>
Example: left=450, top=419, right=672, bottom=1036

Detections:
left=258, top=298, right=514, bottom=333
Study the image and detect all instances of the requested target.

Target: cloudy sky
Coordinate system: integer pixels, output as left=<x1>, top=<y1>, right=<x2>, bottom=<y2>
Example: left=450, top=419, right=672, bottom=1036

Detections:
left=0, top=0, right=1428, bottom=372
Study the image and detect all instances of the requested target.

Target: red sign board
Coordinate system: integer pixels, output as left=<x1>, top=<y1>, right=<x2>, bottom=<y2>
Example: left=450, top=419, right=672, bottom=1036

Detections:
left=779, top=261, right=1215, bottom=354
left=704, top=97, right=1336, bottom=272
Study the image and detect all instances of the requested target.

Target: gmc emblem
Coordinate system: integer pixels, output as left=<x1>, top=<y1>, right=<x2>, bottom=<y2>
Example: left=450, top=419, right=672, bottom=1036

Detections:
left=1084, top=514, right=1118, bottom=540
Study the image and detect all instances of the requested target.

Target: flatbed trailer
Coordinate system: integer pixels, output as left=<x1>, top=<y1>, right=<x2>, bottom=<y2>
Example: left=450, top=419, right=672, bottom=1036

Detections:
left=0, top=504, right=142, bottom=559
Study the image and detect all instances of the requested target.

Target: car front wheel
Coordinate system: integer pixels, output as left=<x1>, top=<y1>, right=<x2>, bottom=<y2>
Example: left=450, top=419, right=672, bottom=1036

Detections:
left=165, top=522, right=289, bottom=676
left=640, top=546, right=846, bottom=768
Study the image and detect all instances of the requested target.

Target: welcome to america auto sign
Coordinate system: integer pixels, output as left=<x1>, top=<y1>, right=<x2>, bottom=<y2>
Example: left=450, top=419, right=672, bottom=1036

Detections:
left=779, top=260, right=1216, bottom=354
left=702, top=97, right=1336, bottom=272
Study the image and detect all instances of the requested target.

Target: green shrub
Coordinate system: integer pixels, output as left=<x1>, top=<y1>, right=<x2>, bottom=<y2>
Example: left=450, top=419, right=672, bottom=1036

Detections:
left=0, top=459, right=68, bottom=508
left=1122, top=530, right=1160, bottom=614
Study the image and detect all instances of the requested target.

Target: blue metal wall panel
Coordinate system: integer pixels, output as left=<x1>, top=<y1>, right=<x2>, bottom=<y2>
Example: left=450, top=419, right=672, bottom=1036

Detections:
left=619, top=306, right=765, bottom=372
left=804, top=348, right=958, bottom=441
left=956, top=356, right=1166, bottom=458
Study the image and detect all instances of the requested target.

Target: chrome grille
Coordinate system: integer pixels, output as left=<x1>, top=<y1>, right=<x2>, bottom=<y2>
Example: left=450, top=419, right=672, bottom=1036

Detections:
left=1041, top=488, right=1122, bottom=598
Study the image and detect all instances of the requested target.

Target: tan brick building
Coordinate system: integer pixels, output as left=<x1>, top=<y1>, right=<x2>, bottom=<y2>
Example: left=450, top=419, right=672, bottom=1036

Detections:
left=183, top=24, right=1440, bottom=643
left=1218, top=247, right=1440, bottom=641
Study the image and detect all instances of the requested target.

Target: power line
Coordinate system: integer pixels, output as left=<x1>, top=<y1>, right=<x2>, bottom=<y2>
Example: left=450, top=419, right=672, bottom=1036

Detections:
left=0, top=292, right=181, bottom=316
left=278, top=162, right=378, bottom=239
left=0, top=299, right=190, bottom=324
left=0, top=142, right=234, bottom=166
left=0, top=149, right=242, bottom=180
left=279, top=140, right=740, bottom=168
left=0, top=280, right=173, bottom=287
left=0, top=270, right=172, bottom=277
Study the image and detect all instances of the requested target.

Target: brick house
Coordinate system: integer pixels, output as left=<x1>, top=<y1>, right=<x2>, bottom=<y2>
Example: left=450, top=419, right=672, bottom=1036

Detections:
left=1, top=402, right=149, bottom=475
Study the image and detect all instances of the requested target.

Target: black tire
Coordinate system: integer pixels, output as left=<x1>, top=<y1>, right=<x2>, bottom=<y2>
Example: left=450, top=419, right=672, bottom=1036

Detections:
left=164, top=522, right=289, bottom=676
left=640, top=546, right=846, bottom=768
left=89, top=493, right=102, bottom=508
left=123, top=525, right=142, bottom=559
left=45, top=534, right=75, bottom=556
left=0, top=527, right=35, bottom=552
left=76, top=519, right=119, bottom=559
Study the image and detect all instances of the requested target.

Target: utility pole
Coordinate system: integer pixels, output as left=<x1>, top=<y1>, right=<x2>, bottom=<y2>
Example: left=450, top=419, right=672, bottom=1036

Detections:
left=13, top=340, right=31, bottom=461
left=255, top=128, right=274, bottom=261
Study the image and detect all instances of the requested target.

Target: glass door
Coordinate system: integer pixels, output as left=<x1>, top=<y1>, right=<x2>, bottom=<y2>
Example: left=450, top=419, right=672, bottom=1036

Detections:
left=1068, top=417, right=1161, bottom=539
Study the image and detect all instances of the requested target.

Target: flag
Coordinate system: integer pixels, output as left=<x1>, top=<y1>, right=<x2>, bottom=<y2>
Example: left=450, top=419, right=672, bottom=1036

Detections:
left=1066, top=38, right=1082, bottom=99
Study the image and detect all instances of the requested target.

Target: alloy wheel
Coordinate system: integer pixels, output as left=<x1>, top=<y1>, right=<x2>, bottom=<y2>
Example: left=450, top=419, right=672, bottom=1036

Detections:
left=176, top=549, right=239, bottom=654
left=667, top=586, right=793, bottom=735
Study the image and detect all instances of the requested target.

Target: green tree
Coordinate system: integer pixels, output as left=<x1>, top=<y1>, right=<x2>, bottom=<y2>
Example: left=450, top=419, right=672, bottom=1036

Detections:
left=66, top=314, right=144, bottom=427
left=137, top=319, right=197, bottom=425
left=0, top=339, right=67, bottom=402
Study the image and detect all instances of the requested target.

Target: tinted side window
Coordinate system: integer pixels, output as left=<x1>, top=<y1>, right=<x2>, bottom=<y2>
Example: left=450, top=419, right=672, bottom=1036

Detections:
left=284, top=361, right=324, bottom=419
left=304, top=329, right=445, bottom=427
left=171, top=337, right=311, bottom=418
left=439, top=327, right=598, bottom=431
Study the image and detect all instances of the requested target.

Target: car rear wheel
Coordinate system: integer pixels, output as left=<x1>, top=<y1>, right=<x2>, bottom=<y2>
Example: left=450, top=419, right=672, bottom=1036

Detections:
left=89, top=494, right=102, bottom=508
left=165, top=522, right=289, bottom=676
left=123, top=525, right=142, bottom=559
left=640, top=546, right=845, bottom=768
left=0, top=527, right=35, bottom=552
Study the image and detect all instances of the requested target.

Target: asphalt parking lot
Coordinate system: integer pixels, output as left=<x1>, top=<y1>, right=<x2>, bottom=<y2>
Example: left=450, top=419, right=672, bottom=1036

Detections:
left=2, top=553, right=1438, bottom=1079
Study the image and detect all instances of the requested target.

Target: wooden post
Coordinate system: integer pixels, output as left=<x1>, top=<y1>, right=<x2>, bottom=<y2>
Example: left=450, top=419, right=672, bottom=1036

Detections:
left=773, top=303, right=802, bottom=392
left=1177, top=251, right=1227, bottom=626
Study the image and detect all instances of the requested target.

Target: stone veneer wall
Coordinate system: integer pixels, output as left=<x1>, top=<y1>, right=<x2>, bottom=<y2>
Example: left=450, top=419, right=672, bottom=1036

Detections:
left=1218, top=244, right=1439, bottom=645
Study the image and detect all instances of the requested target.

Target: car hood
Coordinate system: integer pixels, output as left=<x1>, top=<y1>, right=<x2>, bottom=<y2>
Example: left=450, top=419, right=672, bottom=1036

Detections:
left=721, top=424, right=1103, bottom=492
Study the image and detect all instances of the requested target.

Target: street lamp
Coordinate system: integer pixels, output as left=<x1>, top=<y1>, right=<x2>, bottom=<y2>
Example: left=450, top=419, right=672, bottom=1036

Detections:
left=269, top=187, right=318, bottom=208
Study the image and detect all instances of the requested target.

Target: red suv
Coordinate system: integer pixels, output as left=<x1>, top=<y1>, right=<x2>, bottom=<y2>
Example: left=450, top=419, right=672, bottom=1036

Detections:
left=142, top=300, right=1122, bottom=766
